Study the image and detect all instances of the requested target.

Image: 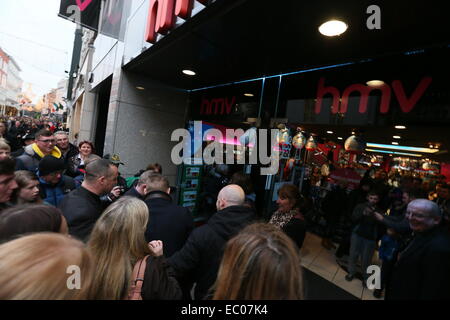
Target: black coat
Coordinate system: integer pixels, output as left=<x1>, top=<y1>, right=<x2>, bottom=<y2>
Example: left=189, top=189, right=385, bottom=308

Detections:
left=144, top=191, right=194, bottom=258
left=283, top=216, right=307, bottom=249
left=386, top=226, right=450, bottom=300
left=61, top=143, right=79, bottom=170
left=58, top=186, right=108, bottom=242
left=123, top=186, right=144, bottom=200
left=168, top=205, right=256, bottom=300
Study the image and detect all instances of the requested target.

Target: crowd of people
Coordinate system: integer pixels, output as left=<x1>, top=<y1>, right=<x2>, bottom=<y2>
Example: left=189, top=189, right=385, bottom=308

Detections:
left=0, top=116, right=449, bottom=300
left=307, top=164, right=450, bottom=299
left=0, top=117, right=306, bottom=300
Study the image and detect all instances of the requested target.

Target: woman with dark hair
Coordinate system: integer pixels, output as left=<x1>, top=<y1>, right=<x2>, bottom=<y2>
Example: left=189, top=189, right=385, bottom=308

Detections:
left=269, top=184, right=307, bottom=249
left=67, top=140, right=96, bottom=177
left=212, top=223, right=303, bottom=300
left=12, top=171, right=42, bottom=205
left=146, top=163, right=162, bottom=174
left=0, top=204, right=68, bottom=243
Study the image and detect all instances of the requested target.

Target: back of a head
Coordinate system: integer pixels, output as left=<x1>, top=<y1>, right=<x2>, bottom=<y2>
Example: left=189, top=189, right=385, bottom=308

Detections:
left=145, top=174, right=170, bottom=193
left=84, top=158, right=113, bottom=183
left=0, top=157, right=15, bottom=176
left=0, top=204, right=63, bottom=243
left=146, top=163, right=162, bottom=174
left=87, top=196, right=150, bottom=299
left=0, top=233, right=93, bottom=299
left=218, top=184, right=245, bottom=208
left=213, top=223, right=303, bottom=300
left=138, top=170, right=156, bottom=186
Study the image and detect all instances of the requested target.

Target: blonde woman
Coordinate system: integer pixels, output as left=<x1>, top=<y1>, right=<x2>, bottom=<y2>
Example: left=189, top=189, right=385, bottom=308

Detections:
left=212, top=223, right=304, bottom=300
left=87, top=196, right=182, bottom=300
left=0, top=233, right=94, bottom=299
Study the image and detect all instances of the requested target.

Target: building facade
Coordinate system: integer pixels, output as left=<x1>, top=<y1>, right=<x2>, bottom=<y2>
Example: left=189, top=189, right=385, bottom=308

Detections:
left=65, top=0, right=450, bottom=209
left=0, top=47, right=22, bottom=116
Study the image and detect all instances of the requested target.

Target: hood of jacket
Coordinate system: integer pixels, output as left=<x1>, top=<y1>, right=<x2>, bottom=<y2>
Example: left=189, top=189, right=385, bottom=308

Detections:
left=207, top=205, right=256, bottom=240
left=24, top=143, right=62, bottom=159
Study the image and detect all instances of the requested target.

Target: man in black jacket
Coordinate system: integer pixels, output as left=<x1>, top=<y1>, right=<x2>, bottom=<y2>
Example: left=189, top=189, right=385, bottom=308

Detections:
left=58, top=159, right=118, bottom=242
left=144, top=174, right=193, bottom=257
left=346, top=191, right=383, bottom=284
left=54, top=131, right=78, bottom=170
left=385, top=199, right=450, bottom=300
left=168, top=184, right=256, bottom=300
left=123, top=170, right=152, bottom=200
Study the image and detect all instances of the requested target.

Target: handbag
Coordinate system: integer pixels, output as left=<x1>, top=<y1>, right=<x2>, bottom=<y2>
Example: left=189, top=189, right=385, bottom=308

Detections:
left=128, top=255, right=149, bottom=300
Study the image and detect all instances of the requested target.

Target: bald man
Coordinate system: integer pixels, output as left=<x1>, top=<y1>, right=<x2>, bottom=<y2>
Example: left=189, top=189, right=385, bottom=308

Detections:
left=386, top=199, right=450, bottom=300
left=168, top=184, right=255, bottom=300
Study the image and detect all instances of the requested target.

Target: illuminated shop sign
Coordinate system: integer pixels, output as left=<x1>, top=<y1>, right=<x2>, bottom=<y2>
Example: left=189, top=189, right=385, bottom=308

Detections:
left=315, top=76, right=432, bottom=114
left=200, top=96, right=236, bottom=115
left=145, top=0, right=208, bottom=44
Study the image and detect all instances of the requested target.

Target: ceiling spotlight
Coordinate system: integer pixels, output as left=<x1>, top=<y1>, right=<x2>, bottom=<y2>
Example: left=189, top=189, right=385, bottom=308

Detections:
left=393, top=136, right=401, bottom=139
left=392, top=142, right=399, bottom=145
left=366, top=80, right=385, bottom=87
left=182, top=69, right=196, bottom=76
left=319, top=20, right=348, bottom=37
left=395, top=125, right=406, bottom=129
left=136, top=86, right=145, bottom=90
left=244, top=93, right=254, bottom=97
left=327, top=131, right=333, bottom=134
left=337, top=137, right=343, bottom=140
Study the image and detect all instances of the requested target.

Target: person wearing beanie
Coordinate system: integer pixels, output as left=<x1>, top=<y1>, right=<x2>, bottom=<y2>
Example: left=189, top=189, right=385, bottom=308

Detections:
left=37, top=155, right=76, bottom=207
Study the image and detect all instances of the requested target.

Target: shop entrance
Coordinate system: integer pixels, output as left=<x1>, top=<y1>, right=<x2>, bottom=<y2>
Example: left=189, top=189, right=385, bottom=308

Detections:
left=93, top=76, right=112, bottom=157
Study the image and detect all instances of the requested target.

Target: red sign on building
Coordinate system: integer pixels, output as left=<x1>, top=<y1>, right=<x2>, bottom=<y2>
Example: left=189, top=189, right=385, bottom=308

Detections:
left=145, top=0, right=208, bottom=43
left=315, top=76, right=432, bottom=114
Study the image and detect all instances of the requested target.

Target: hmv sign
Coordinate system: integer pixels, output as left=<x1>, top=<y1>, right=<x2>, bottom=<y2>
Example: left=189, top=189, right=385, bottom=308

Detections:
left=145, top=0, right=209, bottom=43
left=315, top=76, right=432, bottom=114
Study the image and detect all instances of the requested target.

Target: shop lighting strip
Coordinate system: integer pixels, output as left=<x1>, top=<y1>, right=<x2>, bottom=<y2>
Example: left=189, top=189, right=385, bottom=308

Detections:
left=366, top=143, right=439, bottom=153
left=189, top=61, right=357, bottom=92
left=366, top=149, right=422, bottom=157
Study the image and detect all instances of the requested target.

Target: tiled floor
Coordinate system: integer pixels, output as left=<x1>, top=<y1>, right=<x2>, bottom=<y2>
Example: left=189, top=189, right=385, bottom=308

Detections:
left=300, top=232, right=382, bottom=300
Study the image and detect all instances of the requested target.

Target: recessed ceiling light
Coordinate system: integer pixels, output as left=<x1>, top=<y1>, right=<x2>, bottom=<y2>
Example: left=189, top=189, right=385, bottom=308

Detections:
left=136, top=86, right=145, bottom=90
left=337, top=137, right=343, bottom=140
left=395, top=125, right=406, bottom=129
left=244, top=93, right=254, bottom=97
left=366, top=80, right=385, bottom=87
left=318, top=20, right=348, bottom=37
left=392, top=142, right=399, bottom=145
left=327, top=131, right=333, bottom=134
left=393, top=136, right=401, bottom=139
left=182, top=69, right=196, bottom=76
